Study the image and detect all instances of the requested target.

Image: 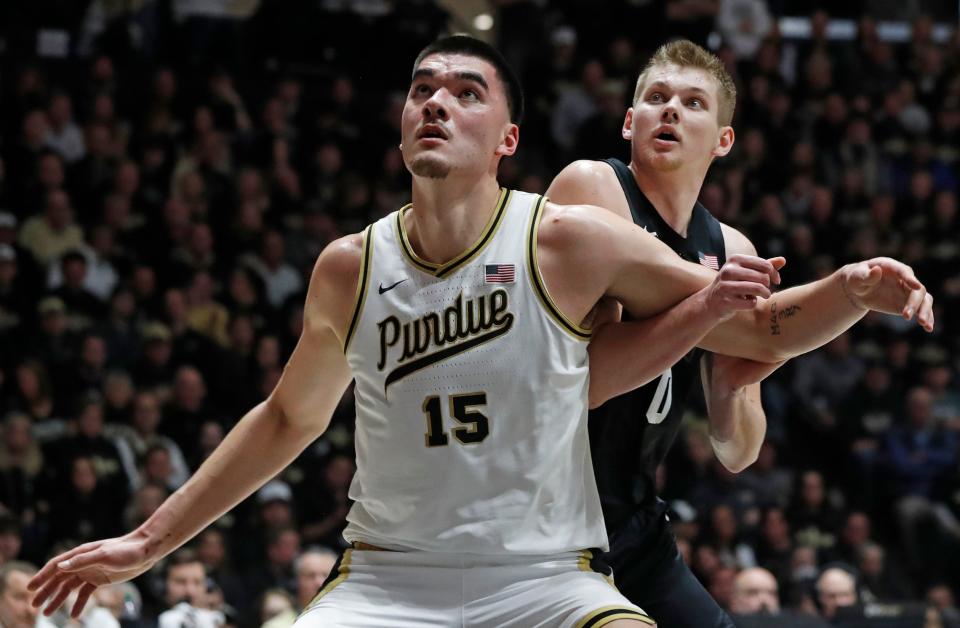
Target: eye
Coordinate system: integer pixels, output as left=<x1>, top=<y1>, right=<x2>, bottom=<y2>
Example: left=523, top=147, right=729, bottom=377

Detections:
left=688, top=98, right=703, bottom=109
left=648, top=92, right=664, bottom=103
left=413, top=83, right=431, bottom=96
left=461, top=89, right=479, bottom=101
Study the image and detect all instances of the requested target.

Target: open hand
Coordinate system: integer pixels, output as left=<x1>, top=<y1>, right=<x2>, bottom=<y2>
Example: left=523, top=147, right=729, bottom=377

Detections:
left=841, top=257, right=934, bottom=331
left=29, top=531, right=157, bottom=618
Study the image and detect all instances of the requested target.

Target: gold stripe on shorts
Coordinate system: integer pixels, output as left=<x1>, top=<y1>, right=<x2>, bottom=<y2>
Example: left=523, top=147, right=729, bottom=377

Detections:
left=576, top=605, right=656, bottom=628
left=303, top=548, right=354, bottom=612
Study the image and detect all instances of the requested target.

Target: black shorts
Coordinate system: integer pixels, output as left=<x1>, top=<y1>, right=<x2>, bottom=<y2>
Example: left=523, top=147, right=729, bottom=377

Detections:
left=605, top=500, right=736, bottom=628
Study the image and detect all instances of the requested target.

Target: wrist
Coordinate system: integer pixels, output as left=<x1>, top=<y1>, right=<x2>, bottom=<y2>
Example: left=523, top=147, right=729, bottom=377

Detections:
left=838, top=266, right=868, bottom=311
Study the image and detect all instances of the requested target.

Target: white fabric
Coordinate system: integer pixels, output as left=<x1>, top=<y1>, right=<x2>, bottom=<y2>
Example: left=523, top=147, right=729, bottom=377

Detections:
left=297, top=549, right=649, bottom=628
left=344, top=189, right=605, bottom=555
left=158, top=602, right=225, bottom=628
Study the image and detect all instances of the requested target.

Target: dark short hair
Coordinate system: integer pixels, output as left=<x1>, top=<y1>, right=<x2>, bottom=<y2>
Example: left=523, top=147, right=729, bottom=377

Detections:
left=164, top=548, right=204, bottom=580
left=412, top=35, right=524, bottom=125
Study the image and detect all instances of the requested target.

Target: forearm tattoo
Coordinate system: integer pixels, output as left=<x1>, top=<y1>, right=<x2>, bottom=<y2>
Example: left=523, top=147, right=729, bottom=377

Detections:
left=769, top=302, right=802, bottom=336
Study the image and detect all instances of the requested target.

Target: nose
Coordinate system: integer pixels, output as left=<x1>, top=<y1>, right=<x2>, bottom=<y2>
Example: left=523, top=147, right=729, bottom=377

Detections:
left=661, top=97, right=680, bottom=122
left=422, top=90, right=450, bottom=121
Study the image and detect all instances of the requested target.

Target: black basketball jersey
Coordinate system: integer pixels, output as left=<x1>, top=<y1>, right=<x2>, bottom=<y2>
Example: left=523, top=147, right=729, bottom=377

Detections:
left=590, top=158, right=727, bottom=529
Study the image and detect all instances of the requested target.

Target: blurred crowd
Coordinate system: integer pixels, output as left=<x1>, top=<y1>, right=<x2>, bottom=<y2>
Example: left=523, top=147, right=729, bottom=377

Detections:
left=0, top=0, right=959, bottom=626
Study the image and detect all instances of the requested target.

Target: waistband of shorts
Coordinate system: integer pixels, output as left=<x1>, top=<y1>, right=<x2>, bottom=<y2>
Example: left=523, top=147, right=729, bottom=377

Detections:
left=343, top=545, right=598, bottom=569
left=352, top=541, right=396, bottom=551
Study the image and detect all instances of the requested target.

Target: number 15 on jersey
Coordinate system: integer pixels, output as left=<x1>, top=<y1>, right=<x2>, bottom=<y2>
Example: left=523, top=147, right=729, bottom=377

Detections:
left=423, top=392, right=491, bottom=447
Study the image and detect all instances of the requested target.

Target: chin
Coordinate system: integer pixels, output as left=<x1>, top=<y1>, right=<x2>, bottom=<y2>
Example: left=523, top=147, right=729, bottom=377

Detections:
left=409, top=154, right=452, bottom=179
left=645, top=152, right=684, bottom=172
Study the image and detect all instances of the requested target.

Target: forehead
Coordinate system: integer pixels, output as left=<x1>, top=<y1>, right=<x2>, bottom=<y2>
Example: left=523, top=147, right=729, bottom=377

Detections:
left=169, top=562, right=205, bottom=578
left=642, top=64, right=719, bottom=98
left=414, top=53, right=501, bottom=90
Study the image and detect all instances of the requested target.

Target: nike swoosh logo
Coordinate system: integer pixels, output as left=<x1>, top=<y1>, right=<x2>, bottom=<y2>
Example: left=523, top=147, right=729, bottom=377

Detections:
left=378, top=279, right=408, bottom=295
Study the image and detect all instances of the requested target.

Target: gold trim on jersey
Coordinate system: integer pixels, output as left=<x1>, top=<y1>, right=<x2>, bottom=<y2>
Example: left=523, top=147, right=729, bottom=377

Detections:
left=302, top=548, right=354, bottom=612
left=395, top=188, right=511, bottom=278
left=526, top=196, right=592, bottom=341
left=576, top=606, right=656, bottom=628
left=578, top=549, right=616, bottom=588
left=344, top=226, right=374, bottom=352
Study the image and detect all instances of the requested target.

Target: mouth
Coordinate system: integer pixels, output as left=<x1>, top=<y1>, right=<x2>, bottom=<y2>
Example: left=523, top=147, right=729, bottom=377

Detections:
left=653, top=126, right=680, bottom=143
left=417, top=125, right=448, bottom=141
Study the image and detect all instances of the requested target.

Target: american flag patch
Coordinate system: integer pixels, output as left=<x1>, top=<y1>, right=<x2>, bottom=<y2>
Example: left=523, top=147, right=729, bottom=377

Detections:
left=485, top=264, right=515, bottom=284
left=699, top=253, right=719, bottom=270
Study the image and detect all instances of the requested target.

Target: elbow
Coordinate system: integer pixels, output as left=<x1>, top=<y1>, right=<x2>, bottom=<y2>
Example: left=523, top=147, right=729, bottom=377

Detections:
left=719, top=445, right=761, bottom=474
left=720, top=454, right=756, bottom=474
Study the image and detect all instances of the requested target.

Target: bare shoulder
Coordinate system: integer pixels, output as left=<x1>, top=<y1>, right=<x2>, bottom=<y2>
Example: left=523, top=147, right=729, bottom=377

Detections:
left=552, top=159, right=616, bottom=187
left=539, top=201, right=622, bottom=248
left=547, top=160, right=628, bottom=220
left=305, top=232, right=367, bottom=340
left=719, top=221, right=758, bottom=256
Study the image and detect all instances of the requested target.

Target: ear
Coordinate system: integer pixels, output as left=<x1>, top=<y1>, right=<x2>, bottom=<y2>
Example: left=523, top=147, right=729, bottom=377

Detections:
left=622, top=108, right=634, bottom=140
left=495, top=123, right=520, bottom=157
left=713, top=125, right=735, bottom=158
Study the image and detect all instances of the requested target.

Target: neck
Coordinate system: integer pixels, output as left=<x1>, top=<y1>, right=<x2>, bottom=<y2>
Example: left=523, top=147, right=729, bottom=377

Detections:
left=629, top=160, right=709, bottom=237
left=405, top=173, right=502, bottom=264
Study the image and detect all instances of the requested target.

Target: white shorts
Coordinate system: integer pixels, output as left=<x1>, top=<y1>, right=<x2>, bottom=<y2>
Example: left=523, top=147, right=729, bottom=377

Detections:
left=295, top=548, right=654, bottom=628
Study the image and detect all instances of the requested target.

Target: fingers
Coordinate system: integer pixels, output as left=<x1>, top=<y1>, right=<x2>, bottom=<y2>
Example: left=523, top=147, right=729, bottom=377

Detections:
left=71, top=582, right=97, bottom=619
left=58, top=547, right=108, bottom=574
left=870, top=258, right=923, bottom=290
left=721, top=281, right=771, bottom=303
left=719, top=265, right=775, bottom=290
left=43, top=574, right=81, bottom=616
left=917, top=293, right=935, bottom=332
left=726, top=254, right=781, bottom=286
left=902, top=283, right=926, bottom=320
left=844, top=262, right=875, bottom=290
left=29, top=541, right=102, bottom=591
left=31, top=571, right=71, bottom=609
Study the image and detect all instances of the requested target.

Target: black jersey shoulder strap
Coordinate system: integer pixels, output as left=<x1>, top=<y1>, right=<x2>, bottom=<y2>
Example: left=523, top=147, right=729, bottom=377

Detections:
left=601, top=158, right=644, bottom=226
left=696, top=203, right=728, bottom=266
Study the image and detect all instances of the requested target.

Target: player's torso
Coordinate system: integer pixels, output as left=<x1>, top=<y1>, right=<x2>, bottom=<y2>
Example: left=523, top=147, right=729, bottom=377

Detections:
left=590, top=158, right=727, bottom=523
left=343, top=188, right=606, bottom=555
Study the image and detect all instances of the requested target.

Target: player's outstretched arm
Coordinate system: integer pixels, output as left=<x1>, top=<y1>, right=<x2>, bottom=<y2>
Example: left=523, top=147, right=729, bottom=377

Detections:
left=586, top=253, right=783, bottom=408
left=548, top=162, right=935, bottom=363
left=28, top=235, right=364, bottom=618
left=701, top=254, right=934, bottom=362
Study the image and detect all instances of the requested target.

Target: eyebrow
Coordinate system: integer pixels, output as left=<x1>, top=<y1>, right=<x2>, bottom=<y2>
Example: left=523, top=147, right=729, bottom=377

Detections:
left=412, top=68, right=489, bottom=91
left=647, top=81, right=710, bottom=99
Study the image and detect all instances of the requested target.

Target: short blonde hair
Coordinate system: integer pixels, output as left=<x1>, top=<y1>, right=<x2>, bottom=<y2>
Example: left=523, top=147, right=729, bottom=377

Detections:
left=633, top=40, right=737, bottom=127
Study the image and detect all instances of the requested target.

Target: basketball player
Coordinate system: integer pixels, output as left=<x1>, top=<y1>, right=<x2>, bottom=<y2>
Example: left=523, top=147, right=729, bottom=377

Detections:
left=546, top=39, right=934, bottom=628
left=29, top=36, right=929, bottom=628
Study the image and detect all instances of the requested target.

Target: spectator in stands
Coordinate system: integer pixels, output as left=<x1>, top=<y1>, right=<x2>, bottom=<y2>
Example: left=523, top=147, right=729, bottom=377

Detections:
left=0, top=562, right=55, bottom=628
left=18, top=190, right=84, bottom=268
left=731, top=566, right=780, bottom=614
left=886, top=386, right=960, bottom=569
left=816, top=566, right=859, bottom=621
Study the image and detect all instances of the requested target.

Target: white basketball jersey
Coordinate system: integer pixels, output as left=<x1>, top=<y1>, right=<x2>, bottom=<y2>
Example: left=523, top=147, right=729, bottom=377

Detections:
left=341, top=189, right=606, bottom=555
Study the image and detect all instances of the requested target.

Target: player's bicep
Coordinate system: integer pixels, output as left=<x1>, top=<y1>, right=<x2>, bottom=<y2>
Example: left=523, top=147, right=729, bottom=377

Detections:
left=606, top=229, right=714, bottom=318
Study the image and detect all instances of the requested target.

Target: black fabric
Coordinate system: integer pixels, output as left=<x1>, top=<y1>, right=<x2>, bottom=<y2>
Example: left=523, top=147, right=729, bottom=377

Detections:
left=607, top=501, right=736, bottom=628
left=590, top=158, right=728, bottom=521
